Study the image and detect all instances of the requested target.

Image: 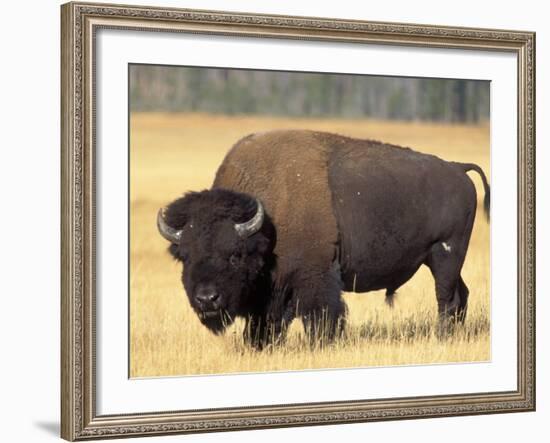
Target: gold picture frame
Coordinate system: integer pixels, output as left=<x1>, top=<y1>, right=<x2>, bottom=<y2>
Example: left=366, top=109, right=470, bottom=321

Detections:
left=61, top=1, right=536, bottom=440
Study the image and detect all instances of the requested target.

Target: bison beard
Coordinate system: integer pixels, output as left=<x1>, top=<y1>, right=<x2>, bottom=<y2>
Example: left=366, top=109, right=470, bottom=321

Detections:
left=158, top=129, right=490, bottom=348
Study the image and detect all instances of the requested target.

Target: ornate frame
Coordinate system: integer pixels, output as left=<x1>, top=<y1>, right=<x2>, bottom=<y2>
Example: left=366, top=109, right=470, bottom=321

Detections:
left=60, top=2, right=536, bottom=440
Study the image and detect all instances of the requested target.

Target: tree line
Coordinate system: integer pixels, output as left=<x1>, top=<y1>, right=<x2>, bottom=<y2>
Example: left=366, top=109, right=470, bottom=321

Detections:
left=130, top=65, right=489, bottom=123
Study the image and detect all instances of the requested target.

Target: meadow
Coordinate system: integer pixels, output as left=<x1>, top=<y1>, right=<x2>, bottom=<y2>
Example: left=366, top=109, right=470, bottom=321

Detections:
left=130, top=113, right=490, bottom=378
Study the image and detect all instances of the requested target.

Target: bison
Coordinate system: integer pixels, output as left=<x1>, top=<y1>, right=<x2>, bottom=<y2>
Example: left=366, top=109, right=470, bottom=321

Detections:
left=157, top=130, right=490, bottom=348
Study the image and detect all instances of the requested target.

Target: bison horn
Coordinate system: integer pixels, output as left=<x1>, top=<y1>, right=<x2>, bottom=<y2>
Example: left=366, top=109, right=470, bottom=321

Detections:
left=234, top=199, right=264, bottom=238
left=157, top=208, right=183, bottom=244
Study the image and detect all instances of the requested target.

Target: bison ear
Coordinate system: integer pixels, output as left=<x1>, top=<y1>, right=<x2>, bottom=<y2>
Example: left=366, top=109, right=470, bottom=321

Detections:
left=247, top=233, right=272, bottom=255
left=162, top=194, right=196, bottom=259
left=168, top=243, right=181, bottom=260
left=164, top=196, right=192, bottom=229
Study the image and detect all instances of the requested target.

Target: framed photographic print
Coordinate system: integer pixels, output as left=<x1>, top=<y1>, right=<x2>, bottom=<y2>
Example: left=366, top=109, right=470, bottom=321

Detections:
left=60, top=1, right=536, bottom=440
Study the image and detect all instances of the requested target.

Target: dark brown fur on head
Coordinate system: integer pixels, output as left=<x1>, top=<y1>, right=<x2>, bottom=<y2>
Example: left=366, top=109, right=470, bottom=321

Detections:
left=163, top=188, right=275, bottom=333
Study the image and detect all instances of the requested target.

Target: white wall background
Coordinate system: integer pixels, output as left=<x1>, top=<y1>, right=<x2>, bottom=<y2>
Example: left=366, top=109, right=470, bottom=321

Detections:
left=0, top=1, right=546, bottom=442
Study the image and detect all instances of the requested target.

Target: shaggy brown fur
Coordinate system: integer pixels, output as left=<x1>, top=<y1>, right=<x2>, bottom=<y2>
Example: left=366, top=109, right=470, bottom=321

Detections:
left=215, top=130, right=339, bottom=290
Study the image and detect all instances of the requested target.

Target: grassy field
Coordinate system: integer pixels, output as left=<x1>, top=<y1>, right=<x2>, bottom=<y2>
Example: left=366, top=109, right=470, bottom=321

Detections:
left=130, top=113, right=490, bottom=378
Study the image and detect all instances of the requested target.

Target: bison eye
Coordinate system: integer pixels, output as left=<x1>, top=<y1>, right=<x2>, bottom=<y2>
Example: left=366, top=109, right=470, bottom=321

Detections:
left=229, top=254, right=239, bottom=267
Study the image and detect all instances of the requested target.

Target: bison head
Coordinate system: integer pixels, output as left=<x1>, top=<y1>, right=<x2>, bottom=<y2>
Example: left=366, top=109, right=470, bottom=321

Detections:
left=157, top=189, right=274, bottom=334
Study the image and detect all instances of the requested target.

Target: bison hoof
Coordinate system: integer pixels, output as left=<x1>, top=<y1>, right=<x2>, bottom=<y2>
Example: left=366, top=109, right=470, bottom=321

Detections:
left=436, top=316, right=463, bottom=339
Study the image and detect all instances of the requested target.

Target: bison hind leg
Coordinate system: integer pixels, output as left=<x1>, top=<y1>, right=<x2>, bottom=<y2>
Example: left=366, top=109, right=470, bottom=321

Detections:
left=425, top=239, right=471, bottom=338
left=455, top=276, right=469, bottom=323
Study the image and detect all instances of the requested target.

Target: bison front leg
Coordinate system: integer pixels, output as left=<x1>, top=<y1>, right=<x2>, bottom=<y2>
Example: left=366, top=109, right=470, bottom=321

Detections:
left=243, top=314, right=290, bottom=350
left=298, top=272, right=347, bottom=346
left=302, top=306, right=346, bottom=347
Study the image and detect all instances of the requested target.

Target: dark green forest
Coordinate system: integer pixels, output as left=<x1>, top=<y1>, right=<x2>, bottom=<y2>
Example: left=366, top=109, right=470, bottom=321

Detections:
left=130, top=65, right=489, bottom=123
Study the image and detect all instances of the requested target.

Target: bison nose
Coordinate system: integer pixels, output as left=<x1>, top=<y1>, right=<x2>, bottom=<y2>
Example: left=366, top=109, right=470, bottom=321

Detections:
left=195, top=287, right=220, bottom=306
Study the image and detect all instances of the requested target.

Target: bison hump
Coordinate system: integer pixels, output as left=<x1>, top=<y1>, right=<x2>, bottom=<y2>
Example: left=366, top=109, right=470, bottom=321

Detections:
left=213, top=130, right=339, bottom=281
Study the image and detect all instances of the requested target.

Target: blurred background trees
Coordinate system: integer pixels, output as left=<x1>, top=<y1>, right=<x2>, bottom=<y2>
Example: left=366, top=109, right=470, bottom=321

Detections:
left=130, top=65, right=489, bottom=123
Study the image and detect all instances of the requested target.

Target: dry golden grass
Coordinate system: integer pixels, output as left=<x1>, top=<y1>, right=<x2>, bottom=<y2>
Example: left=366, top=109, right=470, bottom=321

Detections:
left=130, top=113, right=490, bottom=378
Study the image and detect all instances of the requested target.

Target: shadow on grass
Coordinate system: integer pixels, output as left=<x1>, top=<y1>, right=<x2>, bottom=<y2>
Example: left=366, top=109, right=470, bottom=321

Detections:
left=350, top=313, right=490, bottom=342
left=228, top=311, right=490, bottom=353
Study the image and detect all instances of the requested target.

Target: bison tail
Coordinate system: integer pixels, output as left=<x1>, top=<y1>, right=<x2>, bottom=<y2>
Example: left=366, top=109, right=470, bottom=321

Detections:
left=457, top=162, right=490, bottom=222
